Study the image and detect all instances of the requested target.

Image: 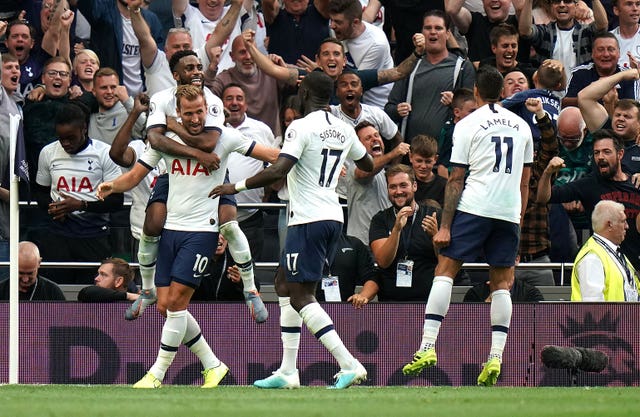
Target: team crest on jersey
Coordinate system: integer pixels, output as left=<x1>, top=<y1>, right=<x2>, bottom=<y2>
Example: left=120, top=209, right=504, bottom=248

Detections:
left=149, top=102, right=156, bottom=115
left=285, top=129, right=296, bottom=142
left=208, top=104, right=221, bottom=117
left=87, top=159, right=94, bottom=171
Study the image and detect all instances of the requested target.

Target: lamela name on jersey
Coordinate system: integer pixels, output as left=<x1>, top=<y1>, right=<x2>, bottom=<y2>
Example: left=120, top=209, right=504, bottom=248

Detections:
left=480, top=118, right=520, bottom=131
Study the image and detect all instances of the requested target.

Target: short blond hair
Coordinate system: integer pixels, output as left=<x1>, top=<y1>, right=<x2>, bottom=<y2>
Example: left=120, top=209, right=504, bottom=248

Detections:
left=73, top=49, right=100, bottom=69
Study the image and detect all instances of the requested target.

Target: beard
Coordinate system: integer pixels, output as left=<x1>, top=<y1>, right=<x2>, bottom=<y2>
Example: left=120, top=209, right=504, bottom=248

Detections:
left=597, top=161, right=616, bottom=179
left=392, top=195, right=415, bottom=211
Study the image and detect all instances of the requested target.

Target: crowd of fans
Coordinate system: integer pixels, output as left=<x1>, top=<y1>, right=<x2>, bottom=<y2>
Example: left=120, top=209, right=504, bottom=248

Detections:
left=1, top=0, right=640, bottom=302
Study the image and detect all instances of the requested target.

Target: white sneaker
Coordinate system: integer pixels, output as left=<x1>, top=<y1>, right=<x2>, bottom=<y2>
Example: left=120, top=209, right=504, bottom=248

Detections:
left=253, top=369, right=300, bottom=389
left=329, top=361, right=367, bottom=389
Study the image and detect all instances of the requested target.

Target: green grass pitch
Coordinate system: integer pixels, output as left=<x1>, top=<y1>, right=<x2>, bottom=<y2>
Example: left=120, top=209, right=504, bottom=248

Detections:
left=1, top=385, right=638, bottom=417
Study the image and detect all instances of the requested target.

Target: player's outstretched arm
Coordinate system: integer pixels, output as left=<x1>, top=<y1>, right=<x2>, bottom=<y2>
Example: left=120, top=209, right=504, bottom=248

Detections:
left=247, top=143, right=281, bottom=164
left=354, top=154, right=374, bottom=173
left=111, top=93, right=149, bottom=167
left=209, top=156, right=294, bottom=198
left=96, top=163, right=151, bottom=200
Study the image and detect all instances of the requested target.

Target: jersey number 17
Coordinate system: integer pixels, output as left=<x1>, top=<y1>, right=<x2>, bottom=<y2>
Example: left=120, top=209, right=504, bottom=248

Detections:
left=318, top=149, right=343, bottom=187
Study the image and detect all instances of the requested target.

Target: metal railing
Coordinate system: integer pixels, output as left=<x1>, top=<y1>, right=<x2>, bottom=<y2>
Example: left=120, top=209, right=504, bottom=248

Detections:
left=9, top=201, right=576, bottom=286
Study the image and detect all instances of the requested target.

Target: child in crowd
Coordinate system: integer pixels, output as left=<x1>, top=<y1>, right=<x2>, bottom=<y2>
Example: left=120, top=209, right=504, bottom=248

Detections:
left=409, top=135, right=447, bottom=206
left=436, top=88, right=477, bottom=178
left=501, top=59, right=565, bottom=145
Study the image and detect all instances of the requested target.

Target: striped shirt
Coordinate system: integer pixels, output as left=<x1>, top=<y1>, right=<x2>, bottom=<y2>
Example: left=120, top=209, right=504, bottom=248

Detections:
left=528, top=22, right=597, bottom=69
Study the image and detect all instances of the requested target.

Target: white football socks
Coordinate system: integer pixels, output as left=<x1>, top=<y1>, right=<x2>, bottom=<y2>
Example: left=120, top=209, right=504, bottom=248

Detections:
left=419, top=276, right=454, bottom=351
left=149, top=309, right=187, bottom=380
left=278, top=297, right=302, bottom=375
left=137, top=232, right=159, bottom=290
left=219, top=221, right=257, bottom=292
left=183, top=311, right=220, bottom=369
left=489, top=289, right=512, bottom=362
left=299, top=302, right=355, bottom=370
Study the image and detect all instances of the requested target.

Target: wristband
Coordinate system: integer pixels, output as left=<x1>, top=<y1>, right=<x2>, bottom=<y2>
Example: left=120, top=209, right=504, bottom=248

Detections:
left=413, top=50, right=424, bottom=59
left=82, top=200, right=88, bottom=211
left=235, top=180, right=248, bottom=192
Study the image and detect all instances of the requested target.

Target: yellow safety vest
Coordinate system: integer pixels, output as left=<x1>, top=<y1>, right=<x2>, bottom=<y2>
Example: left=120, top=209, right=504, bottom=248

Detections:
left=571, top=237, right=639, bottom=301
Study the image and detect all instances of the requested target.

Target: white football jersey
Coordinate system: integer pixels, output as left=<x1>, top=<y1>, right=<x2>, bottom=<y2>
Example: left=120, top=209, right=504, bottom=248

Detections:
left=451, top=103, right=534, bottom=224
left=138, top=126, right=254, bottom=232
left=227, top=116, right=275, bottom=222
left=281, top=110, right=368, bottom=226
left=146, top=85, right=224, bottom=130
left=36, top=139, right=123, bottom=204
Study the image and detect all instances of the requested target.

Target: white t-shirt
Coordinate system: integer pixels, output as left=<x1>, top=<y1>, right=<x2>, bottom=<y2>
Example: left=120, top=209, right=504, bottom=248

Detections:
left=183, top=4, right=242, bottom=73
left=146, top=85, right=224, bottom=130
left=330, top=102, right=398, bottom=139
left=552, top=28, right=577, bottom=82
left=280, top=110, right=368, bottom=226
left=343, top=22, right=394, bottom=108
left=451, top=103, right=533, bottom=224
left=611, top=26, right=640, bottom=69
left=121, top=16, right=143, bottom=95
left=139, top=126, right=254, bottom=232
left=227, top=116, right=276, bottom=222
